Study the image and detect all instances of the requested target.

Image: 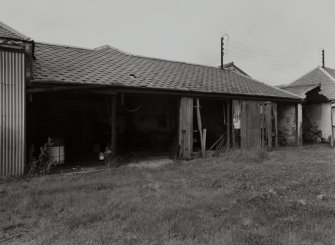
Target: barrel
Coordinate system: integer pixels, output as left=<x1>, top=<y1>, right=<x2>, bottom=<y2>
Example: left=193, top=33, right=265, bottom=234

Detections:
left=48, top=145, right=65, bottom=163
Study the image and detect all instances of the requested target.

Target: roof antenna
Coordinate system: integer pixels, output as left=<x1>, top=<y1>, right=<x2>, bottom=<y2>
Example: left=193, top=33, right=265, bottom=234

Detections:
left=221, top=34, right=229, bottom=69
left=322, top=49, right=325, bottom=68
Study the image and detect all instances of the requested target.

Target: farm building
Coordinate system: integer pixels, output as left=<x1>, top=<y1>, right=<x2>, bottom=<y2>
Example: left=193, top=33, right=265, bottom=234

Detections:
left=282, top=66, right=335, bottom=145
left=1, top=21, right=302, bottom=176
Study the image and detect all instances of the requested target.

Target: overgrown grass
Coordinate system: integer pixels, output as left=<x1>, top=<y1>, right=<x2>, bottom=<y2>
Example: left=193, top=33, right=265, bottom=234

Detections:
left=1, top=145, right=335, bottom=244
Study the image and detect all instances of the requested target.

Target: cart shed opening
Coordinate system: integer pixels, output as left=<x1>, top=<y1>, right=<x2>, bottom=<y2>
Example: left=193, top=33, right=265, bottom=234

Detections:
left=27, top=91, right=180, bottom=167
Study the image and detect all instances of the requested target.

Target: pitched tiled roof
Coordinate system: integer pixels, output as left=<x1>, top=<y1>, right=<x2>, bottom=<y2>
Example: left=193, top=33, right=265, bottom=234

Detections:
left=221, top=62, right=251, bottom=77
left=284, top=67, right=335, bottom=100
left=324, top=67, right=335, bottom=79
left=0, top=21, right=29, bottom=40
left=32, top=42, right=299, bottom=100
left=282, top=84, right=320, bottom=98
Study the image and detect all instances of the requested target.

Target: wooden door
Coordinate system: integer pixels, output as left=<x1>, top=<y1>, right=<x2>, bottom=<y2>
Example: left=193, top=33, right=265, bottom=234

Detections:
left=240, top=101, right=273, bottom=150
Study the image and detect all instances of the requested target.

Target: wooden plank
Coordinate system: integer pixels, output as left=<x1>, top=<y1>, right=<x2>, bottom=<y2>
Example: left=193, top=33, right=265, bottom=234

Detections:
left=226, top=100, right=231, bottom=149
left=196, top=99, right=205, bottom=157
left=179, top=97, right=193, bottom=159
left=260, top=103, right=264, bottom=148
left=266, top=103, right=272, bottom=151
left=232, top=100, right=241, bottom=148
left=240, top=101, right=262, bottom=149
left=273, top=103, right=278, bottom=148
left=202, top=129, right=207, bottom=157
left=240, top=101, right=247, bottom=148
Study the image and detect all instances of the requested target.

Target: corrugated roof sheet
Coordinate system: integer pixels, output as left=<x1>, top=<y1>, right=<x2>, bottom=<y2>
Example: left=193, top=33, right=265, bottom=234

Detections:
left=32, top=42, right=299, bottom=100
left=284, top=67, right=335, bottom=100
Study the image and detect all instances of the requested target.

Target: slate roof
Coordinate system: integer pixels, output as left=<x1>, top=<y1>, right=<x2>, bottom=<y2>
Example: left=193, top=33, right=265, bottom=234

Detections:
left=0, top=21, right=29, bottom=40
left=283, top=67, right=335, bottom=100
left=32, top=42, right=299, bottom=100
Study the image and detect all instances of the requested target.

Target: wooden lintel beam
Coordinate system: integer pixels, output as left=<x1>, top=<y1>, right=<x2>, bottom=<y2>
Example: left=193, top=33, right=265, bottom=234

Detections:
left=27, top=86, right=117, bottom=93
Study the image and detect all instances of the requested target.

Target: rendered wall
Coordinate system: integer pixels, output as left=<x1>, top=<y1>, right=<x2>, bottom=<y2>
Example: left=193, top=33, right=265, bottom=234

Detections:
left=303, top=103, right=332, bottom=142
left=277, top=103, right=298, bottom=146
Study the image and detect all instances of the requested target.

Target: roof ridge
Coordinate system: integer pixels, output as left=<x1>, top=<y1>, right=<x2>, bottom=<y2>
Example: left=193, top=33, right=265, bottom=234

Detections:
left=320, top=67, right=335, bottom=83
left=0, top=20, right=30, bottom=40
left=130, top=52, right=219, bottom=69
left=35, top=41, right=93, bottom=51
left=287, top=66, right=321, bottom=86
left=94, top=44, right=134, bottom=55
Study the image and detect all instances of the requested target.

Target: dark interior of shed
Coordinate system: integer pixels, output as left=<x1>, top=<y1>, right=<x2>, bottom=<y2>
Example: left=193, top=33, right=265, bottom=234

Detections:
left=27, top=91, right=179, bottom=167
left=193, top=99, right=229, bottom=152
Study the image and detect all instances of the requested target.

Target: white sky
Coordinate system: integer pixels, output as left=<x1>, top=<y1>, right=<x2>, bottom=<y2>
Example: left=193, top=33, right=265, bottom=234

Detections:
left=1, top=0, right=334, bottom=85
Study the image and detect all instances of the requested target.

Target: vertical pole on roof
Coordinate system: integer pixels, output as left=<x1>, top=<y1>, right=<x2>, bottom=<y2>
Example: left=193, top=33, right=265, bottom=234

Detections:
left=322, top=49, right=325, bottom=68
left=221, top=37, right=224, bottom=69
left=221, top=34, right=229, bottom=69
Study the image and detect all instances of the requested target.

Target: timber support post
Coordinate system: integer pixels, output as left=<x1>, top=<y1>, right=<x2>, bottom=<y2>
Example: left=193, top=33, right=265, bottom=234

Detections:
left=295, top=103, right=302, bottom=146
left=106, top=93, right=117, bottom=167
left=178, top=97, right=193, bottom=159
left=226, top=100, right=231, bottom=150
left=273, top=103, right=278, bottom=149
left=196, top=98, right=206, bottom=157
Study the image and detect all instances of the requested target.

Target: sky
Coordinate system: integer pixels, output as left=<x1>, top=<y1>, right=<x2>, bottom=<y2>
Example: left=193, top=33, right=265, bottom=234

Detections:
left=1, top=0, right=334, bottom=86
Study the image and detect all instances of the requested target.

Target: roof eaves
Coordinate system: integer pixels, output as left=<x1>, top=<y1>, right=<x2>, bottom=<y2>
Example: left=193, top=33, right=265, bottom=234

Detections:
left=29, top=79, right=301, bottom=101
left=230, top=69, right=301, bottom=100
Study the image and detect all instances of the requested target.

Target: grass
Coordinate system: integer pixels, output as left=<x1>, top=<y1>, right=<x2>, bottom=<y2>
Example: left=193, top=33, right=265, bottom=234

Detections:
left=1, top=145, right=335, bottom=244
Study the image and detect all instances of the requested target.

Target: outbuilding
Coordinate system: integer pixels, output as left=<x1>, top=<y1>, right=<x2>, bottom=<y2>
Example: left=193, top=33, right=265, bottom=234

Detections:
left=1, top=22, right=302, bottom=176
left=282, top=66, right=335, bottom=145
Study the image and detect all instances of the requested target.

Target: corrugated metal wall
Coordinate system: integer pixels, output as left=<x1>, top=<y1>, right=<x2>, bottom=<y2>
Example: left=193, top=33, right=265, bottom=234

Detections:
left=0, top=49, right=25, bottom=176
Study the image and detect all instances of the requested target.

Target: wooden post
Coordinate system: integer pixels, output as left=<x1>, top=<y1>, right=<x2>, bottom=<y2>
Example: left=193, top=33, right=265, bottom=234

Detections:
left=260, top=103, right=264, bottom=148
left=273, top=103, right=278, bottom=149
left=196, top=99, right=205, bottom=157
left=111, top=95, right=117, bottom=157
left=179, top=97, right=193, bottom=159
left=295, top=103, right=302, bottom=146
left=202, top=129, right=207, bottom=157
left=226, top=100, right=231, bottom=149
left=266, top=103, right=272, bottom=151
left=232, top=100, right=240, bottom=148
left=196, top=99, right=207, bottom=157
